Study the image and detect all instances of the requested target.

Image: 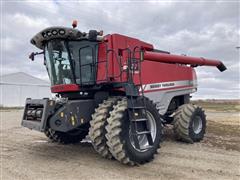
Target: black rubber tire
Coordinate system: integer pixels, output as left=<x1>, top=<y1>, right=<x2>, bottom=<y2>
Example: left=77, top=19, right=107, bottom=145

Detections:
left=44, top=128, right=54, bottom=140
left=105, top=97, right=162, bottom=165
left=173, top=104, right=206, bottom=143
left=44, top=124, right=89, bottom=144
left=89, top=97, right=119, bottom=159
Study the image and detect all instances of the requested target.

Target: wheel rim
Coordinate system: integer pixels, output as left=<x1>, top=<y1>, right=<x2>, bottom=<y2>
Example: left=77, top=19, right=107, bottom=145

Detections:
left=129, top=111, right=157, bottom=152
left=192, top=116, right=203, bottom=134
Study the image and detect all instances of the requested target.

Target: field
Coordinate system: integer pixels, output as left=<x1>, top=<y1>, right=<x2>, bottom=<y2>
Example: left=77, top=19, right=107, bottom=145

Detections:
left=1, top=100, right=240, bottom=180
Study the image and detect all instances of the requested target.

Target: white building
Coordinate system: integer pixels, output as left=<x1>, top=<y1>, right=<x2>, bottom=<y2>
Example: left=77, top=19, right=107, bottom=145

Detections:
left=0, top=72, right=51, bottom=107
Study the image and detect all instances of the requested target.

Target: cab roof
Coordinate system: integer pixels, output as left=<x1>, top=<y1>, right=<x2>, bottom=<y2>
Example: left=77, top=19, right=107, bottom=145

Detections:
left=30, top=26, right=83, bottom=49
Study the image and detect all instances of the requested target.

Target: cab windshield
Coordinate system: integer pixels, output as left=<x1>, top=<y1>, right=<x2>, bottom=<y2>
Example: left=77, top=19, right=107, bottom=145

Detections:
left=44, top=39, right=98, bottom=86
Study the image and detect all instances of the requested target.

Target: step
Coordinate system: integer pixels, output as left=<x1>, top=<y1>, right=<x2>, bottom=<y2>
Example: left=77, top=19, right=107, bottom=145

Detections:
left=129, top=106, right=145, bottom=109
left=136, top=130, right=151, bottom=135
left=141, top=145, right=153, bottom=150
left=131, top=118, right=148, bottom=122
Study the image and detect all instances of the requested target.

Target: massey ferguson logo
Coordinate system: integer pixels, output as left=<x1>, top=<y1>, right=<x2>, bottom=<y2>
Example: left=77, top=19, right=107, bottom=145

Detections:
left=150, top=82, right=175, bottom=89
left=143, top=80, right=195, bottom=92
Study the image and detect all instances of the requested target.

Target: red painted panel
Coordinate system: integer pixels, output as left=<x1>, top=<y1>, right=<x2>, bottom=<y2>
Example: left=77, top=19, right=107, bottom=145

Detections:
left=108, top=34, right=155, bottom=83
left=96, top=42, right=108, bottom=83
left=141, top=61, right=196, bottom=84
left=51, top=84, right=80, bottom=93
left=101, top=34, right=196, bottom=86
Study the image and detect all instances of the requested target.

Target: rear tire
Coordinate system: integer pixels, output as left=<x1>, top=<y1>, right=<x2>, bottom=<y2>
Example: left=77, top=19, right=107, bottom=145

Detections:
left=44, top=124, right=89, bottom=144
left=89, top=97, right=119, bottom=159
left=173, top=104, right=206, bottom=143
left=106, top=98, right=162, bottom=165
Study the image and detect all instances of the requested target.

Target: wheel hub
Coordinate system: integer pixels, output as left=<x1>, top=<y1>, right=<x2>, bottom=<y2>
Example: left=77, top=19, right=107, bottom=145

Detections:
left=192, top=116, right=203, bottom=134
left=129, top=111, right=157, bottom=152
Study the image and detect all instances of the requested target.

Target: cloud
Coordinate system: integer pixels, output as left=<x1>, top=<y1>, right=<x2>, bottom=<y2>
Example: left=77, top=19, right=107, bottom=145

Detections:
left=1, top=0, right=239, bottom=99
left=11, top=13, right=50, bottom=29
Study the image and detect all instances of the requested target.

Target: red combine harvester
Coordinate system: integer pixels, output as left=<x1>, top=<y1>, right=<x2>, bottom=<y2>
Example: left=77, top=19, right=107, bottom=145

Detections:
left=22, top=21, right=226, bottom=165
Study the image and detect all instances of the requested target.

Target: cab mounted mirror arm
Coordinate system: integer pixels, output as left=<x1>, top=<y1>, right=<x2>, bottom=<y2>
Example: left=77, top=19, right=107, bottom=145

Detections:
left=29, top=51, right=44, bottom=61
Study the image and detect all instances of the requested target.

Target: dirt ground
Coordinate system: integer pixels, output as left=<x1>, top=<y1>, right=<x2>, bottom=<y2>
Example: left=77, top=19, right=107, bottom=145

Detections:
left=1, top=107, right=240, bottom=180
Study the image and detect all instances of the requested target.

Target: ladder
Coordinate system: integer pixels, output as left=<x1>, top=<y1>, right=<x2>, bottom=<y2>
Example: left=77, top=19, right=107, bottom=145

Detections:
left=125, top=48, right=153, bottom=151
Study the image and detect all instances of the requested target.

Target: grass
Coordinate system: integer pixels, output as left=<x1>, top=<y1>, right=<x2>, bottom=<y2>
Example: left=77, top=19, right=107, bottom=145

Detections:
left=0, top=106, right=24, bottom=110
left=192, top=100, right=240, bottom=112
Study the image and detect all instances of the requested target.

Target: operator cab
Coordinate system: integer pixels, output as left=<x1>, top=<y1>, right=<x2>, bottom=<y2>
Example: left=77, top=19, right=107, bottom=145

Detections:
left=44, top=39, right=98, bottom=86
left=30, top=23, right=104, bottom=92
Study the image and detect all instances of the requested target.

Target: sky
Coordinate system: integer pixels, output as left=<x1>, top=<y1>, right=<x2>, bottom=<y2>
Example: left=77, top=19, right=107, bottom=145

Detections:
left=1, top=0, right=239, bottom=99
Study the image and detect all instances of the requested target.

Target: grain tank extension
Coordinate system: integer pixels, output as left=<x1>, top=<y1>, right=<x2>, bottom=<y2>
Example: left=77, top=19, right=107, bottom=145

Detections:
left=22, top=21, right=226, bottom=165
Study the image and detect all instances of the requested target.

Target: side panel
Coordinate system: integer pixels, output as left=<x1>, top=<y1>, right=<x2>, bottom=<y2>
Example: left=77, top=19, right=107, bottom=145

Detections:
left=140, top=61, right=197, bottom=115
left=141, top=61, right=196, bottom=85
left=145, top=86, right=196, bottom=115
left=49, top=99, right=95, bottom=132
left=96, top=42, right=108, bottom=82
left=105, top=34, right=196, bottom=83
left=99, top=34, right=154, bottom=83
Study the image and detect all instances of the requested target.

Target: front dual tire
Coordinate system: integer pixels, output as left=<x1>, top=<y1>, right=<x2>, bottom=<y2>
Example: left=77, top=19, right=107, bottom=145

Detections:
left=89, top=97, right=163, bottom=165
left=88, top=97, right=119, bottom=159
left=106, top=98, right=163, bottom=165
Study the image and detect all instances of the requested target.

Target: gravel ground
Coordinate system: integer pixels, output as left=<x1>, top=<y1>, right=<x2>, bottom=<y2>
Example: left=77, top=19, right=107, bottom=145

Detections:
left=1, top=109, right=240, bottom=180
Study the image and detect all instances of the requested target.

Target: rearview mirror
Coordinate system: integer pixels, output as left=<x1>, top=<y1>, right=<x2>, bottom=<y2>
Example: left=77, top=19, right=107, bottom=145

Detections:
left=29, top=52, right=35, bottom=61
